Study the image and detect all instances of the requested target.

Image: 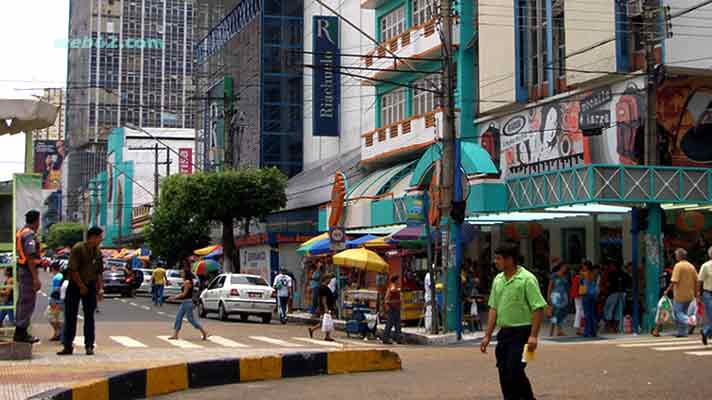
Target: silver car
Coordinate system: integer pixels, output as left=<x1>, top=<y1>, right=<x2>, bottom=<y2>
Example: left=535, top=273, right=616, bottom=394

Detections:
left=137, top=268, right=154, bottom=294
left=198, top=274, right=276, bottom=323
left=164, top=269, right=200, bottom=301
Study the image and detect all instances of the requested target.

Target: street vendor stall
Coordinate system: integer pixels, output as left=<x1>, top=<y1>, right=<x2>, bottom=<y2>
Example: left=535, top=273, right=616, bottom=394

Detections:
left=332, top=247, right=390, bottom=320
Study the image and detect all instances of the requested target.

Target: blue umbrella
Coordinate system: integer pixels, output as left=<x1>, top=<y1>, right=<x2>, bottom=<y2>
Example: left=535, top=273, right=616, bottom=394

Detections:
left=308, top=238, right=333, bottom=255
left=346, top=234, right=379, bottom=249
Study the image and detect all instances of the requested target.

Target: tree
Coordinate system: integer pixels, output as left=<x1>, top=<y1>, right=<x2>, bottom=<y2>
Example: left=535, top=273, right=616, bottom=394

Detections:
left=45, top=222, right=85, bottom=250
left=161, top=168, right=287, bottom=272
left=146, top=175, right=211, bottom=266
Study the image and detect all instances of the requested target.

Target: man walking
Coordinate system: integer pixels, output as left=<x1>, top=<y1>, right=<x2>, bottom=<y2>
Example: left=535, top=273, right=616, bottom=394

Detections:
left=273, top=268, right=293, bottom=324
left=58, top=226, right=105, bottom=356
left=665, top=248, right=699, bottom=338
left=698, top=246, right=712, bottom=345
left=152, top=261, right=167, bottom=306
left=13, top=210, right=42, bottom=343
left=481, top=242, right=547, bottom=400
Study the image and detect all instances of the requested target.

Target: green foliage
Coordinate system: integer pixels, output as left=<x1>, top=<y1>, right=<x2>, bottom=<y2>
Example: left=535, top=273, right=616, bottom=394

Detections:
left=45, top=222, right=85, bottom=250
left=147, top=168, right=288, bottom=270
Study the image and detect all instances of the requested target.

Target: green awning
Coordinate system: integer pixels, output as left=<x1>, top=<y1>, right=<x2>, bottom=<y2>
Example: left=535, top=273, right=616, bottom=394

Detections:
left=410, top=140, right=498, bottom=187
left=347, top=161, right=416, bottom=200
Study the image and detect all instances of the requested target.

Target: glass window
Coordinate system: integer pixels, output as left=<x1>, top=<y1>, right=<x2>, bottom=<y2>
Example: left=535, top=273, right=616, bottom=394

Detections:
left=231, top=275, right=269, bottom=286
left=413, top=74, right=441, bottom=115
left=381, top=88, right=406, bottom=127
left=413, top=0, right=437, bottom=27
left=380, top=6, right=405, bottom=42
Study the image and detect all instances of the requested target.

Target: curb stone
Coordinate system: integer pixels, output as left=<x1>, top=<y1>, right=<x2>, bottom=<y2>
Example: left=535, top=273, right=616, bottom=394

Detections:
left=28, top=349, right=402, bottom=400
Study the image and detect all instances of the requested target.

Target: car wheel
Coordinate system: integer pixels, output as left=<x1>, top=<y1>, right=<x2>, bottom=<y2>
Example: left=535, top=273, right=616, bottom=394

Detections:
left=261, top=314, right=272, bottom=324
left=240, top=313, right=249, bottom=322
left=198, top=301, right=207, bottom=318
left=218, top=302, right=228, bottom=321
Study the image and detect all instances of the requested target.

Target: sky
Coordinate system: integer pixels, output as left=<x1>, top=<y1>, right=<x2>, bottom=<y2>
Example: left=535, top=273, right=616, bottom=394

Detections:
left=0, top=0, right=69, bottom=181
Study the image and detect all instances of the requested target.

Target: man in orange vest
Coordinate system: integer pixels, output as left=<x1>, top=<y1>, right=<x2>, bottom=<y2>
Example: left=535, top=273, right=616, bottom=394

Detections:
left=13, top=209, right=42, bottom=343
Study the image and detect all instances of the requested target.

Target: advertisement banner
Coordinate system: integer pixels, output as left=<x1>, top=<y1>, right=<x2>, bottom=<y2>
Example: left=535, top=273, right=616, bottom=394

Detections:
left=179, top=148, right=193, bottom=174
left=13, top=174, right=42, bottom=232
left=312, top=16, right=340, bottom=137
left=239, top=246, right=271, bottom=283
left=33, top=140, right=65, bottom=190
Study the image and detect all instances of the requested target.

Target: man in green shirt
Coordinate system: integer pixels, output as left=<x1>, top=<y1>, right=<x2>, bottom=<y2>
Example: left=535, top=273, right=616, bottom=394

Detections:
left=58, top=226, right=104, bottom=356
left=480, top=241, right=547, bottom=400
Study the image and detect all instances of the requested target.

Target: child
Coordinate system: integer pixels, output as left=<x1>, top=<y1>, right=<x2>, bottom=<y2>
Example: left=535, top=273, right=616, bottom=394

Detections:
left=46, top=262, right=65, bottom=341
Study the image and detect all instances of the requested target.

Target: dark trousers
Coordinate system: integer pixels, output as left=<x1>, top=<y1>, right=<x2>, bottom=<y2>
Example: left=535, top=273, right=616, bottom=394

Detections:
left=495, top=326, right=535, bottom=400
left=583, top=295, right=598, bottom=337
left=383, top=307, right=402, bottom=343
left=63, top=281, right=97, bottom=349
left=15, top=267, right=36, bottom=330
left=278, top=296, right=289, bottom=322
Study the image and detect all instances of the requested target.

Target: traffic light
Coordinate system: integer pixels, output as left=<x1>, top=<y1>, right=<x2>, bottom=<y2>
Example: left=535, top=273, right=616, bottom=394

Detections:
left=637, top=208, right=649, bottom=232
left=450, top=200, right=466, bottom=225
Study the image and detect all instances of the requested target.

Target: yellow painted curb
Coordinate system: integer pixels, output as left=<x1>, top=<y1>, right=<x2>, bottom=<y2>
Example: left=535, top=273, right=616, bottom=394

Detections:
left=239, top=355, right=282, bottom=382
left=71, top=378, right=109, bottom=400
left=327, top=350, right=402, bottom=375
left=145, top=363, right=188, bottom=397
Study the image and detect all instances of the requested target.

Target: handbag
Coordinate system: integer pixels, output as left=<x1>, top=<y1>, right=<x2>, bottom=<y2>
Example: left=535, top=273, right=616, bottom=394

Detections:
left=321, top=312, right=334, bottom=333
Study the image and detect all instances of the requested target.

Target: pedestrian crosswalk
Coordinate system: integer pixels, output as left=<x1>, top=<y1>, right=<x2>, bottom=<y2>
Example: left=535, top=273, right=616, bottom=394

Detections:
left=58, top=334, right=374, bottom=351
left=616, top=337, right=712, bottom=356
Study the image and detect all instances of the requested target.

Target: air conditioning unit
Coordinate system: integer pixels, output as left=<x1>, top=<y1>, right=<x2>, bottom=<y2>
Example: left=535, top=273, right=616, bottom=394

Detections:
left=628, top=0, right=643, bottom=17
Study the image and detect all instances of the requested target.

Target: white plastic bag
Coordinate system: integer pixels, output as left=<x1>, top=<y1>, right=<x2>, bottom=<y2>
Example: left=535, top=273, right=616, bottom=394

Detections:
left=470, top=301, right=478, bottom=317
left=688, top=301, right=698, bottom=326
left=321, top=312, right=334, bottom=333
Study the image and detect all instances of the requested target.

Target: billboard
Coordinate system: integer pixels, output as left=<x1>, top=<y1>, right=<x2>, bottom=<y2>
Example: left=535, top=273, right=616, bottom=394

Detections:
left=33, top=140, right=65, bottom=190
left=312, top=16, right=340, bottom=137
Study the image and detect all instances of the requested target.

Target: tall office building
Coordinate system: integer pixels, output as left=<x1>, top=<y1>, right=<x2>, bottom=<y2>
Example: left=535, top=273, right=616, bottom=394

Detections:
left=65, top=0, right=195, bottom=220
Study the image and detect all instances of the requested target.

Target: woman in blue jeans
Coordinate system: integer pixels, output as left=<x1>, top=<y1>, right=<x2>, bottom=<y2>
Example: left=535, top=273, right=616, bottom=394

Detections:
left=168, top=269, right=208, bottom=341
left=583, top=265, right=601, bottom=338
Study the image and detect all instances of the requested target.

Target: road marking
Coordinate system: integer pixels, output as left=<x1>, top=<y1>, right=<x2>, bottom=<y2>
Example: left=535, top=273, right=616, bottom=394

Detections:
left=207, top=336, right=249, bottom=348
left=248, top=336, right=304, bottom=347
left=157, top=311, right=166, bottom=315
left=618, top=340, right=699, bottom=348
left=158, top=336, right=204, bottom=349
left=120, top=299, right=127, bottom=303
left=653, top=345, right=710, bottom=351
left=129, top=302, right=138, bottom=306
left=292, top=337, right=343, bottom=347
left=141, top=305, right=151, bottom=310
left=72, top=337, right=95, bottom=348
left=685, top=350, right=712, bottom=356
left=110, top=336, right=148, bottom=348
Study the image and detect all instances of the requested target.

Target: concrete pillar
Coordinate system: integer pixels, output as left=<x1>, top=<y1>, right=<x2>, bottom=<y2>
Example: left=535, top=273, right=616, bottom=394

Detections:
left=644, top=204, right=663, bottom=331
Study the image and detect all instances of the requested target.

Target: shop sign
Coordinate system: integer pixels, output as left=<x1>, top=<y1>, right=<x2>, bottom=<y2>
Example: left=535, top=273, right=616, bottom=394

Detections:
left=312, top=16, right=340, bottom=137
left=178, top=148, right=192, bottom=174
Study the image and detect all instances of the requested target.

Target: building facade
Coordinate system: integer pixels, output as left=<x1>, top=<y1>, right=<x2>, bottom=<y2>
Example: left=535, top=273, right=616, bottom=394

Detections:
left=34, top=88, right=66, bottom=142
left=194, top=0, right=304, bottom=177
left=88, top=127, right=195, bottom=246
left=65, top=0, right=196, bottom=221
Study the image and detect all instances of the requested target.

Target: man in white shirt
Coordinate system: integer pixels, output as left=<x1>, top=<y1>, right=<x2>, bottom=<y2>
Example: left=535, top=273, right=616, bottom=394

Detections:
left=273, top=269, right=293, bottom=324
left=699, top=246, right=712, bottom=345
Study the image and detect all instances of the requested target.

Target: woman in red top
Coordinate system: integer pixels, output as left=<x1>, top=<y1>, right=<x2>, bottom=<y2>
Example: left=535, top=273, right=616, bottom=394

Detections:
left=382, top=275, right=402, bottom=344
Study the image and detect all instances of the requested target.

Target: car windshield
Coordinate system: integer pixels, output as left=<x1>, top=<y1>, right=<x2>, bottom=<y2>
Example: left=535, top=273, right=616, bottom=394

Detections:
left=231, top=276, right=268, bottom=286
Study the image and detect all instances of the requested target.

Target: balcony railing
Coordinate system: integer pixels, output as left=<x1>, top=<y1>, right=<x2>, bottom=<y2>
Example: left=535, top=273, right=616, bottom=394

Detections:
left=362, top=109, right=459, bottom=164
left=360, top=18, right=459, bottom=82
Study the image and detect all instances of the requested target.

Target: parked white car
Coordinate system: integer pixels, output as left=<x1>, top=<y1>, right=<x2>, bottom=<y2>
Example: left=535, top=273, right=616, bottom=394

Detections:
left=198, top=273, right=276, bottom=323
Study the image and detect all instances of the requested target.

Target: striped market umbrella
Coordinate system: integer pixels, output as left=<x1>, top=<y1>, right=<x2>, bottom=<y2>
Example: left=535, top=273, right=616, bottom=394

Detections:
left=332, top=248, right=390, bottom=274
left=192, top=259, right=221, bottom=276
left=296, top=232, right=330, bottom=255
left=194, top=244, right=221, bottom=256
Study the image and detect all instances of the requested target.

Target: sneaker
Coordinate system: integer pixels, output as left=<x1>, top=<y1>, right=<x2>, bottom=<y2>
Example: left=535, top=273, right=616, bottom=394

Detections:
left=15, top=335, right=40, bottom=344
left=86, top=347, right=94, bottom=356
left=57, top=347, right=73, bottom=356
left=703, top=331, right=708, bottom=346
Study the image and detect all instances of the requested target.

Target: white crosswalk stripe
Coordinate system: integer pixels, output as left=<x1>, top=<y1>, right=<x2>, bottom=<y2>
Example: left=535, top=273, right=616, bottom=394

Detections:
left=249, top=336, right=304, bottom=347
left=685, top=350, right=712, bottom=356
left=652, top=345, right=710, bottom=351
left=292, top=337, right=344, bottom=347
left=618, top=340, right=699, bottom=348
left=110, top=336, right=148, bottom=348
left=72, top=337, right=95, bottom=348
left=158, top=335, right=204, bottom=349
left=207, top=336, right=249, bottom=348
left=617, top=336, right=711, bottom=356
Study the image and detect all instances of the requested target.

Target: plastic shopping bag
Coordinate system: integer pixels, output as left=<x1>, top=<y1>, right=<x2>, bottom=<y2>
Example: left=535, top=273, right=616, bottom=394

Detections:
left=321, top=312, right=334, bottom=333
left=688, top=301, right=698, bottom=326
left=655, top=296, right=673, bottom=325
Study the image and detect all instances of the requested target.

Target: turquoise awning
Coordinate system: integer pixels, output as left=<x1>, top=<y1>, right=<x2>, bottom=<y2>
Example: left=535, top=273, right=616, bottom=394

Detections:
left=410, top=140, right=498, bottom=187
left=347, top=161, right=416, bottom=200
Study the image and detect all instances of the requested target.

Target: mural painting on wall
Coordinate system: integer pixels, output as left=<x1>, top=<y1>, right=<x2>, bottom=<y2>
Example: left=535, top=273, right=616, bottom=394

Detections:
left=478, top=77, right=646, bottom=178
left=657, top=76, right=712, bottom=167
left=479, top=75, right=712, bottom=178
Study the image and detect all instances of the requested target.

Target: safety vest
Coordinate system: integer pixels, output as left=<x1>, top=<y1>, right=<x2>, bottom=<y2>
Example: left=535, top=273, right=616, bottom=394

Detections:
left=15, top=227, right=33, bottom=266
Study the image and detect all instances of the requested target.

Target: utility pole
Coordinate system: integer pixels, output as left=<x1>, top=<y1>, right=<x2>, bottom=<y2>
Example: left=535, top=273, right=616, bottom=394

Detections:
left=643, top=0, right=659, bottom=166
left=223, top=76, right=235, bottom=170
left=439, top=0, right=458, bottom=333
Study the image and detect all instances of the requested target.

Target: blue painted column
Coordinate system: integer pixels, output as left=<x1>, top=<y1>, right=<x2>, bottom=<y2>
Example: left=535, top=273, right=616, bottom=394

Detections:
left=644, top=204, right=663, bottom=331
left=545, top=0, right=555, bottom=96
left=631, top=208, right=640, bottom=334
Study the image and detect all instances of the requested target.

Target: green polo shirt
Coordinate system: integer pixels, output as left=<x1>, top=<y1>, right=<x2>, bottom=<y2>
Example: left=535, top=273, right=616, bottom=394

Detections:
left=488, top=266, right=548, bottom=328
left=68, top=241, right=103, bottom=284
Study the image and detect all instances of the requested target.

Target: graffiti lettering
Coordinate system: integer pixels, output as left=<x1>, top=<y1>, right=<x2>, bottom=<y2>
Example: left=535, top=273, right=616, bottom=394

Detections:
left=503, top=116, right=526, bottom=136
